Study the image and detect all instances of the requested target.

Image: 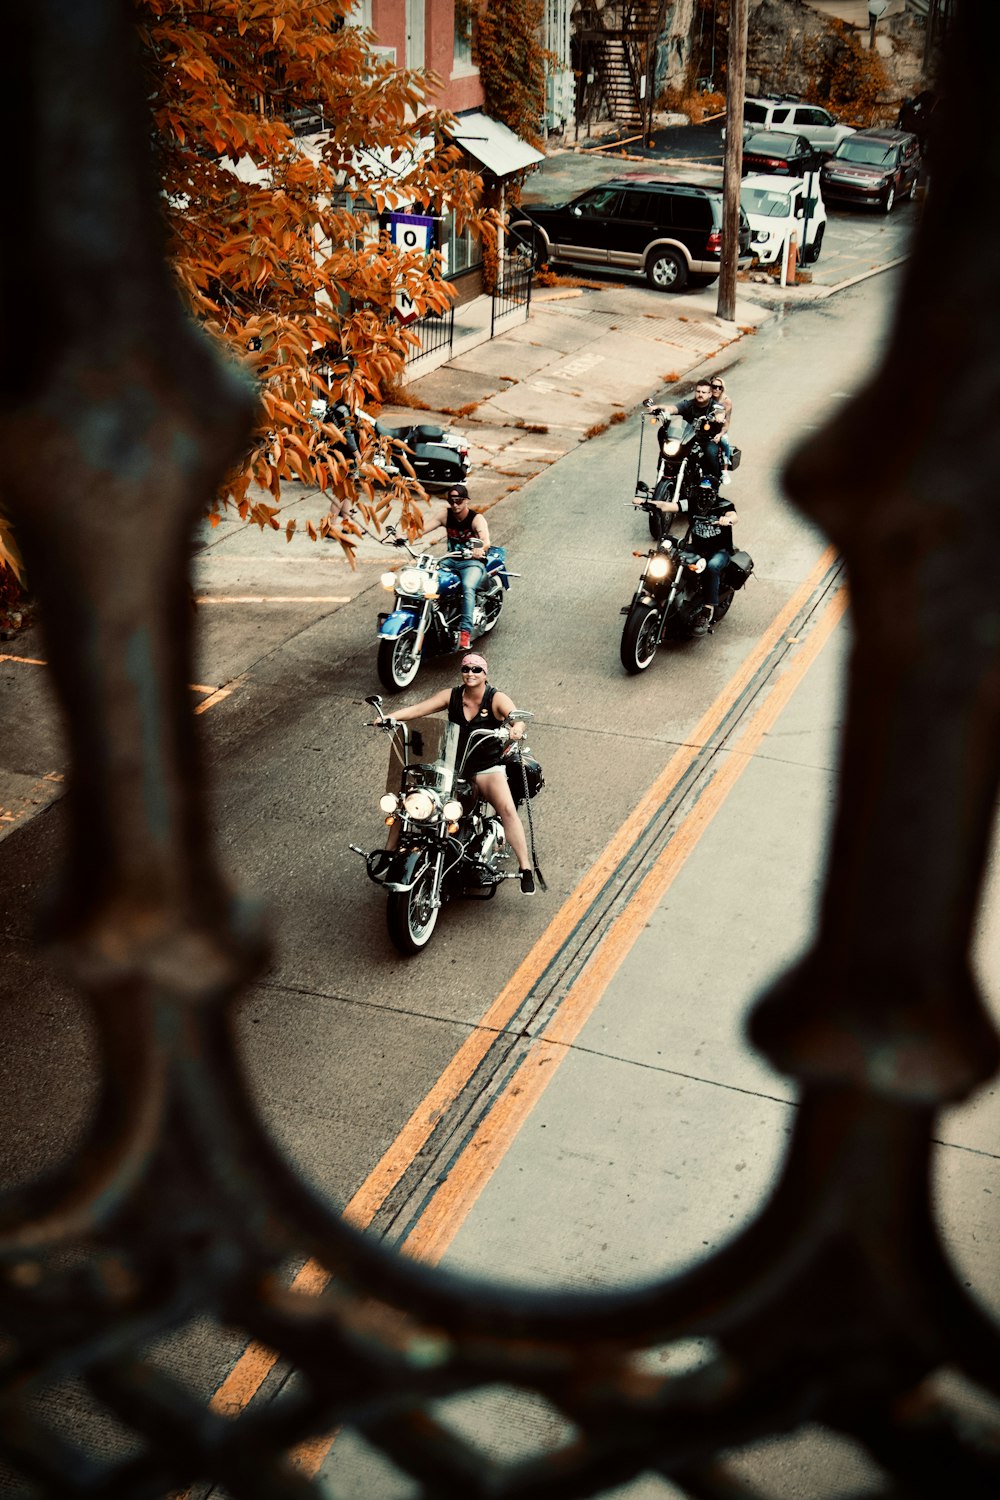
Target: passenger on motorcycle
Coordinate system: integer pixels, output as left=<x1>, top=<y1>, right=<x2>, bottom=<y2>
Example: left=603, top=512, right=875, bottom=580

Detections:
left=645, top=487, right=740, bottom=636
left=380, top=653, right=537, bottom=893
left=422, top=484, right=490, bottom=651
left=648, top=379, right=725, bottom=481
left=709, top=376, right=735, bottom=481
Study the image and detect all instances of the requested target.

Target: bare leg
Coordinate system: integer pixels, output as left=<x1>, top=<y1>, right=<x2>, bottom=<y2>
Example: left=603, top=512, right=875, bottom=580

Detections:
left=476, top=771, right=531, bottom=870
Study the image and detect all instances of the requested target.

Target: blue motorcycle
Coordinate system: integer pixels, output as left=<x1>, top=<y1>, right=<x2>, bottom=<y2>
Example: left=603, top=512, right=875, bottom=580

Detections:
left=376, top=525, right=515, bottom=691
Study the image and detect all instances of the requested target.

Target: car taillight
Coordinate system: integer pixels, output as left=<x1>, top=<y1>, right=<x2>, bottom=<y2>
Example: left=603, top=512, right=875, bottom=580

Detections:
left=706, top=230, right=722, bottom=254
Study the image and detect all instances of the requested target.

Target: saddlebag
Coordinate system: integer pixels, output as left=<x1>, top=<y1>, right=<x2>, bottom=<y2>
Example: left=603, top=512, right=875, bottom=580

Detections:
left=727, top=446, right=742, bottom=471
left=724, top=550, right=754, bottom=591
left=504, top=750, right=545, bottom=807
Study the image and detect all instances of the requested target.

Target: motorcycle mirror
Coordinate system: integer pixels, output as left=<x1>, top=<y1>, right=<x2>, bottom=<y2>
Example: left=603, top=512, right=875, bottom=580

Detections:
left=364, top=694, right=383, bottom=709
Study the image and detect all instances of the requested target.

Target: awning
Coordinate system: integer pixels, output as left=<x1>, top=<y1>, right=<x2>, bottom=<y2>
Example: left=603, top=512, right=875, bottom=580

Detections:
left=447, top=113, right=544, bottom=178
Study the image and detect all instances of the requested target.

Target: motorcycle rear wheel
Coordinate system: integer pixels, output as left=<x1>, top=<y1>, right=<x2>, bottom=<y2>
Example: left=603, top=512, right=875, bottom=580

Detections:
left=377, top=630, right=421, bottom=692
left=386, top=869, right=440, bottom=954
left=713, top=586, right=735, bottom=625
left=621, top=603, right=661, bottom=674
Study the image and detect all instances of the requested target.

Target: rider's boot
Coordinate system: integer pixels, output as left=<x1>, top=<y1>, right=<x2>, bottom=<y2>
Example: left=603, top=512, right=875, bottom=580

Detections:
left=692, top=604, right=714, bottom=636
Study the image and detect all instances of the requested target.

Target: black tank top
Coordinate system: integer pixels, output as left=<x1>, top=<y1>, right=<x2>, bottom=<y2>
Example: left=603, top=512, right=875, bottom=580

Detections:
left=446, top=506, right=479, bottom=547
left=448, top=684, right=499, bottom=774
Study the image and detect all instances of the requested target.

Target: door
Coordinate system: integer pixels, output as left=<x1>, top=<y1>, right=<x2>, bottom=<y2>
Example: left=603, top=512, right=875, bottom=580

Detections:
left=606, top=189, right=656, bottom=270
left=406, top=0, right=425, bottom=70
left=552, top=186, right=623, bottom=265
left=791, top=105, right=838, bottom=154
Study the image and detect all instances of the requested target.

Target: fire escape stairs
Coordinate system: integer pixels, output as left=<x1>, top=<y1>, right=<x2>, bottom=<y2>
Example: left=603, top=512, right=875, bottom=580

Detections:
left=579, top=2, right=667, bottom=132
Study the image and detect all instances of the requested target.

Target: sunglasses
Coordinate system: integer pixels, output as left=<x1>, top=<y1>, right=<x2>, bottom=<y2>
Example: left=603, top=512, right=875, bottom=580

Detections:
left=461, top=665, right=484, bottom=675
left=711, top=383, right=724, bottom=390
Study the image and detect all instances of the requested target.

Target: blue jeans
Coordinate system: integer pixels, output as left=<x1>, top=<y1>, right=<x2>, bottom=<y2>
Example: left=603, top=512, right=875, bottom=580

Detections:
left=443, top=558, right=486, bottom=633
left=702, top=550, right=730, bottom=607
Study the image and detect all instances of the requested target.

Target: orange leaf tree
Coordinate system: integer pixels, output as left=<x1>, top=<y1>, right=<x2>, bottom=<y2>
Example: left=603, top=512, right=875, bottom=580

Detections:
left=135, top=0, right=491, bottom=551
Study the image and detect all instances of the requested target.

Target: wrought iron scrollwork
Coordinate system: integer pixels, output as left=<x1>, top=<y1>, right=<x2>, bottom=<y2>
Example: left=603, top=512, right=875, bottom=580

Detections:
left=1, top=2, right=998, bottom=1497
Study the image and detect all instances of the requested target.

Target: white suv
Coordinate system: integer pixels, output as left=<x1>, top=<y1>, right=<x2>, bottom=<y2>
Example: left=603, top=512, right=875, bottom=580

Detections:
left=733, top=96, right=855, bottom=157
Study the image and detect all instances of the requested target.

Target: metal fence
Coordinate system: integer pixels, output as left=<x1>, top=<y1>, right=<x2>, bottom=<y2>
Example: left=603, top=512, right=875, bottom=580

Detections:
left=403, top=304, right=455, bottom=366
left=3, top=2, right=1000, bottom=1497
left=491, top=253, right=533, bottom=338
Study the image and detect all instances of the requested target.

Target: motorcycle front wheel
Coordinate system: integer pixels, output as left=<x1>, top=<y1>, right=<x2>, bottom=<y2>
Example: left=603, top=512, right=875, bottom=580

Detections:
left=621, top=603, right=661, bottom=674
left=476, top=578, right=504, bottom=636
left=386, top=867, right=440, bottom=954
left=377, top=630, right=421, bottom=692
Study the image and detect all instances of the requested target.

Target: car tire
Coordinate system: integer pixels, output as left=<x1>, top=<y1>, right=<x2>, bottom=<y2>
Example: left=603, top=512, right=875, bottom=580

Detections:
left=646, top=249, right=687, bottom=293
left=882, top=184, right=896, bottom=214
left=807, top=225, right=824, bottom=264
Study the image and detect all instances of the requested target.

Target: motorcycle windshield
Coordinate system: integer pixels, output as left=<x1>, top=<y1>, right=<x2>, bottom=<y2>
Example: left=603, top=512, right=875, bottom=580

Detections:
left=386, top=717, right=460, bottom=795
left=661, top=415, right=696, bottom=445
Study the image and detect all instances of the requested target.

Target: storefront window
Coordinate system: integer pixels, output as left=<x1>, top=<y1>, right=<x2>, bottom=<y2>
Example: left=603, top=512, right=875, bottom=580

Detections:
left=440, top=211, right=480, bottom=278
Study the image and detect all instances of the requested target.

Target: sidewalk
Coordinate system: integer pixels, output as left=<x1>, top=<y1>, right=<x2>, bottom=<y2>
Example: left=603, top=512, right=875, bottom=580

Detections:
left=380, top=277, right=772, bottom=523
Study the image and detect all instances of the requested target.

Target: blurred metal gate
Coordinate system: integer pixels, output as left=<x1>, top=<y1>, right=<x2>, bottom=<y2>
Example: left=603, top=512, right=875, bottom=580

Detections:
left=1, top=2, right=999, bottom=1497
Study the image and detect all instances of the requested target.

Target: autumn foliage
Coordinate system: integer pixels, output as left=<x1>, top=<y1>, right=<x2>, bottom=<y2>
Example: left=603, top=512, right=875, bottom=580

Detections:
left=133, top=0, right=490, bottom=550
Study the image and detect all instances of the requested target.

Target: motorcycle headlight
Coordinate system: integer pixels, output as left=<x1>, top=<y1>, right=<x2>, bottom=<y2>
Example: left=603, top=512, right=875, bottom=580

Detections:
left=689, top=557, right=707, bottom=574
left=442, top=799, right=463, bottom=821
left=647, top=555, right=670, bottom=579
left=403, top=789, right=437, bottom=821
left=663, top=440, right=681, bottom=456
left=380, top=571, right=397, bottom=591
left=398, top=568, right=426, bottom=596
left=379, top=793, right=399, bottom=814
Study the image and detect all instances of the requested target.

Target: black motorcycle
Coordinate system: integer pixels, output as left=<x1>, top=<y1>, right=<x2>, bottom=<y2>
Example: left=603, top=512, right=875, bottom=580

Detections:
left=636, top=402, right=741, bottom=542
left=351, top=697, right=544, bottom=955
left=374, top=418, right=470, bottom=489
left=620, top=496, right=754, bottom=673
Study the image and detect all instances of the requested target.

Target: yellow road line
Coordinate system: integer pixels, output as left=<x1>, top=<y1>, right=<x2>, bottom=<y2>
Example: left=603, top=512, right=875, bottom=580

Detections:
left=0, top=654, right=47, bottom=665
left=400, top=586, right=848, bottom=1269
left=197, top=548, right=839, bottom=1446
left=292, top=583, right=849, bottom=1479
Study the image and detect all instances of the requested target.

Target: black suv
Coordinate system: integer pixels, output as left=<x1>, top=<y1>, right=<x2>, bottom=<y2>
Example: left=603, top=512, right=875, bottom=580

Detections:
left=510, top=179, right=752, bottom=293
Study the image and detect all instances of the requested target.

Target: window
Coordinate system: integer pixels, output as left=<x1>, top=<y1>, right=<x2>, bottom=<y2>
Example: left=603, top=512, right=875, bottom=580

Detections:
left=575, top=187, right=620, bottom=218
left=795, top=107, right=830, bottom=126
left=770, top=107, right=789, bottom=123
left=619, top=191, right=654, bottom=220
left=347, top=0, right=372, bottom=25
left=745, top=102, right=767, bottom=124
left=454, top=1, right=474, bottom=72
left=440, top=211, right=481, bottom=278
left=406, top=0, right=425, bottom=69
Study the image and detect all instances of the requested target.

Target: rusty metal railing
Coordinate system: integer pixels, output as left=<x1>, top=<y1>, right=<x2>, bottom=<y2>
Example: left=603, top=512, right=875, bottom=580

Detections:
left=1, top=2, right=998, bottom=1496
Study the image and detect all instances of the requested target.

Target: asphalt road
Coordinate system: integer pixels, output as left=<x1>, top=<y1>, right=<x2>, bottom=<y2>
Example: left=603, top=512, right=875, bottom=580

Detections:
left=7, top=267, right=989, bottom=1500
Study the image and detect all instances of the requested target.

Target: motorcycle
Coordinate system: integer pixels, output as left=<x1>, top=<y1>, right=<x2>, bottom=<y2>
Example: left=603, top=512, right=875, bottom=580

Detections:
left=310, top=398, right=400, bottom=483
left=636, top=401, right=741, bottom=542
left=373, top=418, right=470, bottom=489
left=351, top=696, right=544, bottom=955
left=620, top=493, right=755, bottom=673
left=376, top=524, right=515, bottom=693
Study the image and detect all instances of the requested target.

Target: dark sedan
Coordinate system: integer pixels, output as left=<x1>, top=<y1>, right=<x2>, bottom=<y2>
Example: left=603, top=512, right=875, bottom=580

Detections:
left=741, top=131, right=819, bottom=178
left=820, top=128, right=921, bottom=213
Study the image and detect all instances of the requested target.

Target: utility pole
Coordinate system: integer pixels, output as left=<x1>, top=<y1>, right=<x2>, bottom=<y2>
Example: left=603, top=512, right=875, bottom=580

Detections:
left=717, top=0, right=748, bottom=322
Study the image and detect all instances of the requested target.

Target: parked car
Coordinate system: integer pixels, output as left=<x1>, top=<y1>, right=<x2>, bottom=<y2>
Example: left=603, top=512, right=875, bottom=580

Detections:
left=734, top=95, right=856, bottom=156
left=741, top=131, right=820, bottom=178
left=741, top=173, right=827, bottom=266
left=820, top=128, right=921, bottom=213
left=510, top=179, right=752, bottom=293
